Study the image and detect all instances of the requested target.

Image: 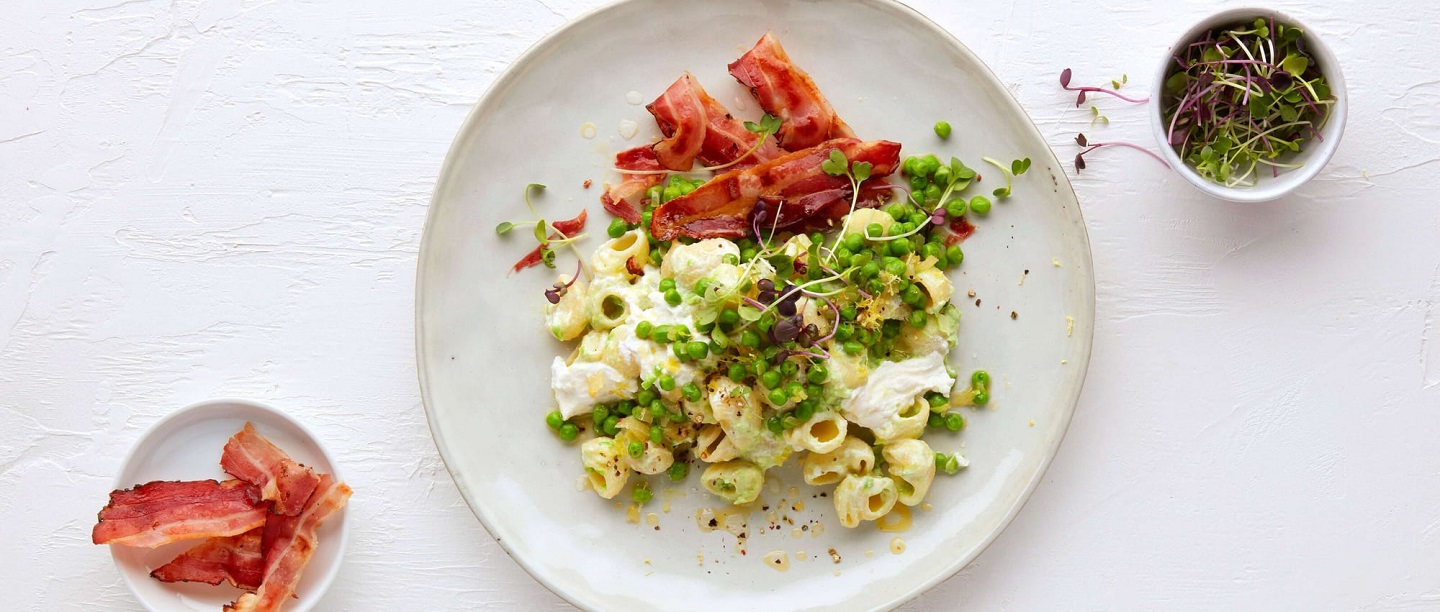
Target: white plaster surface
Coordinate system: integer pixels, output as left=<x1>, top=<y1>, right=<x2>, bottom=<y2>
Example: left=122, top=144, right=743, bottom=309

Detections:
left=3, top=0, right=1438, bottom=609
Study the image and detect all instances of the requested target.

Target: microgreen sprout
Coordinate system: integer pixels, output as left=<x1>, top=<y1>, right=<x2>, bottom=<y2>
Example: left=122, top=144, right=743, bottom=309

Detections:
left=821, top=148, right=873, bottom=257
left=1111, top=73, right=1128, bottom=90
left=1089, top=106, right=1109, bottom=127
left=1072, top=132, right=1171, bottom=174
left=980, top=157, right=1030, bottom=199
left=1161, top=17, right=1333, bottom=186
left=1059, top=68, right=1150, bottom=107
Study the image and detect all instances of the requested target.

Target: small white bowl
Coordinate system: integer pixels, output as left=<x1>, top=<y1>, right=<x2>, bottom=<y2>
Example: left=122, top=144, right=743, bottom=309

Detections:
left=108, top=399, right=348, bottom=612
left=1149, top=7, right=1347, bottom=202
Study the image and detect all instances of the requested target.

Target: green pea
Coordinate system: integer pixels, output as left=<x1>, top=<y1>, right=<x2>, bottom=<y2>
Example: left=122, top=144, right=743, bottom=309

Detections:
left=923, top=184, right=941, bottom=202
left=768, top=388, right=788, bottom=405
left=607, top=218, right=628, bottom=238
left=658, top=277, right=675, bottom=292
left=866, top=278, right=885, bottom=294
left=633, top=485, right=653, bottom=504
left=971, top=370, right=991, bottom=388
left=679, top=181, right=696, bottom=195
left=909, top=309, right=928, bottom=328
left=880, top=319, right=899, bottom=339
left=719, top=308, right=740, bottom=327
left=807, top=364, right=829, bottom=384
left=835, top=321, right=855, bottom=341
left=907, top=211, right=928, bottom=227
left=902, top=156, right=919, bottom=177
left=646, top=185, right=662, bottom=204
left=650, top=325, right=671, bottom=344
left=933, top=165, right=953, bottom=187
left=884, top=257, right=907, bottom=277
left=944, top=412, right=966, bottom=432
left=865, top=223, right=884, bottom=240
left=766, top=415, right=784, bottom=434
left=668, top=461, right=689, bottom=481
left=671, top=341, right=688, bottom=361
left=780, top=359, right=798, bottom=379
left=855, top=328, right=874, bottom=345
left=934, top=121, right=952, bottom=139
left=969, top=195, right=992, bottom=215
left=686, top=341, right=708, bottom=360
left=944, top=198, right=966, bottom=218
left=835, top=245, right=852, bottom=263
left=860, top=261, right=880, bottom=279
left=909, top=175, right=928, bottom=192
left=650, top=400, right=665, bottom=420
left=602, top=415, right=619, bottom=436
left=850, top=251, right=872, bottom=268
left=682, top=382, right=702, bottom=402
left=593, top=405, right=610, bottom=424
left=648, top=248, right=663, bottom=267
left=728, top=363, right=747, bottom=382
left=657, top=374, right=675, bottom=391
left=628, top=441, right=644, bottom=458
left=545, top=410, right=563, bottom=430
left=928, top=412, right=944, bottom=428
left=840, top=304, right=858, bottom=321
left=890, top=222, right=911, bottom=237
left=664, top=289, right=682, bottom=306
left=635, top=321, right=653, bottom=339
left=761, top=370, right=782, bottom=389
left=662, top=186, right=681, bottom=202
left=558, top=423, right=578, bottom=441
left=845, top=233, right=864, bottom=251
left=637, top=389, right=656, bottom=407
left=757, top=314, right=775, bottom=333
left=794, top=401, right=815, bottom=421
left=926, top=392, right=948, bottom=409
left=922, top=242, right=942, bottom=261
left=902, top=285, right=925, bottom=307
left=973, top=390, right=990, bottom=406
left=843, top=340, right=864, bottom=355
left=722, top=253, right=739, bottom=265
left=616, top=400, right=635, bottom=416
left=650, top=425, right=664, bottom=444
left=889, top=238, right=912, bottom=257
left=804, top=383, right=823, bottom=399
left=741, top=247, right=758, bottom=261
left=946, top=245, right=964, bottom=266
left=740, top=330, right=761, bottom=348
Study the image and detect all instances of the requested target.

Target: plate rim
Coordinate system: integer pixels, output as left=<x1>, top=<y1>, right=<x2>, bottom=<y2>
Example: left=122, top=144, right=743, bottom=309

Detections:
left=414, top=1, right=1096, bottom=609
left=109, top=397, right=349, bottom=612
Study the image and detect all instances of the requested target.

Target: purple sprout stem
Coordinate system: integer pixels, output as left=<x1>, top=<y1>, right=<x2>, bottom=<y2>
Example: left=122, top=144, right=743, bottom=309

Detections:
left=1081, top=142, right=1172, bottom=170
left=742, top=296, right=767, bottom=311
left=1066, top=85, right=1151, bottom=105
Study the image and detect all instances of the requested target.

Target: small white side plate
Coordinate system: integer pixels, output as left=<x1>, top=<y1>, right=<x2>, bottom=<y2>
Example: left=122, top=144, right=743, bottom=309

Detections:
left=108, top=399, right=348, bottom=612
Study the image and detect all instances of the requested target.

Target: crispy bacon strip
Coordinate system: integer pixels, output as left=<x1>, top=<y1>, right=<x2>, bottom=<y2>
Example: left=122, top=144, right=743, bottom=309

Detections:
left=221, top=423, right=319, bottom=516
left=151, top=529, right=264, bottom=590
left=649, top=73, right=781, bottom=170
left=225, top=476, right=352, bottom=612
left=92, top=479, right=267, bottom=548
left=599, top=147, right=663, bottom=224
left=649, top=138, right=901, bottom=241
left=648, top=73, right=709, bottom=171
left=511, top=209, right=588, bottom=273
left=729, top=33, right=856, bottom=150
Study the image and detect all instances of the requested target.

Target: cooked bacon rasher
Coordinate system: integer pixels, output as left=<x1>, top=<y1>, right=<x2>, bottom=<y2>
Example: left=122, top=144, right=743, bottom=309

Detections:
left=225, top=475, right=352, bottom=612
left=729, top=33, right=856, bottom=151
left=150, top=529, right=265, bottom=591
left=511, top=209, right=589, bottom=273
left=648, top=72, right=781, bottom=171
left=649, top=138, right=901, bottom=241
left=91, top=479, right=268, bottom=548
left=221, top=423, right=320, bottom=516
left=600, top=147, right=664, bottom=224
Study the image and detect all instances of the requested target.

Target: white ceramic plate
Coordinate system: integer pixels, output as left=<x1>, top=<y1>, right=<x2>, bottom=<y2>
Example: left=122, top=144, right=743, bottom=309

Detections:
left=417, top=1, right=1095, bottom=610
left=109, top=399, right=348, bottom=612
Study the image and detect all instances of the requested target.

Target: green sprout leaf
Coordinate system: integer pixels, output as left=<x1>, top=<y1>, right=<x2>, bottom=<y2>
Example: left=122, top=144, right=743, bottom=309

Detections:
left=851, top=161, right=872, bottom=182
left=540, top=247, right=557, bottom=268
left=534, top=220, right=549, bottom=245
left=496, top=221, right=514, bottom=235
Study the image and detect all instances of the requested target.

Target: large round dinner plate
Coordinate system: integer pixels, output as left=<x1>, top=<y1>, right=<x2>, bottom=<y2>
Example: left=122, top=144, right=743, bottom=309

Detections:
left=416, top=1, right=1095, bottom=609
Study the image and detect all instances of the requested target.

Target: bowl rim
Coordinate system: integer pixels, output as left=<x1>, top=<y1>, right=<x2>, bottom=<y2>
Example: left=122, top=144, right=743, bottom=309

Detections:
left=109, top=397, right=349, bottom=612
left=1148, top=6, right=1348, bottom=202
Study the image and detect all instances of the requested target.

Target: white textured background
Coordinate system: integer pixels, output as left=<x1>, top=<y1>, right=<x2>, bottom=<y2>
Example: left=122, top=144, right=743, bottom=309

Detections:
left=3, top=0, right=1437, bottom=609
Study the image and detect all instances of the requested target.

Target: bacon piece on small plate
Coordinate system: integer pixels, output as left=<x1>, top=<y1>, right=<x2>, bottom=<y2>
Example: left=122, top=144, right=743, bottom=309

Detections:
left=225, top=475, right=351, bottom=612
left=932, top=214, right=977, bottom=245
left=511, top=209, right=589, bottom=273
left=150, top=528, right=265, bottom=591
left=729, top=33, right=856, bottom=151
left=221, top=423, right=320, bottom=516
left=92, top=479, right=267, bottom=548
left=600, top=147, right=664, bottom=224
left=649, top=138, right=901, bottom=241
left=649, top=73, right=781, bottom=170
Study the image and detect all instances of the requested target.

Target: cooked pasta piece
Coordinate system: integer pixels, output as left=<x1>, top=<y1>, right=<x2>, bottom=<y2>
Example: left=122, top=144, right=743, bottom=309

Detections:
left=872, top=398, right=929, bottom=442
left=590, top=229, right=650, bottom=276
left=694, top=424, right=738, bottom=463
left=588, top=277, right=635, bottom=331
left=661, top=239, right=740, bottom=288
left=709, top=376, right=791, bottom=469
left=615, top=417, right=675, bottom=475
left=910, top=267, right=953, bottom=314
left=544, top=275, right=591, bottom=341
left=581, top=437, right=630, bottom=499
left=845, top=208, right=894, bottom=235
left=784, top=410, right=847, bottom=454
left=801, top=435, right=874, bottom=486
left=700, top=460, right=764, bottom=505
left=882, top=439, right=936, bottom=507
left=833, top=473, right=898, bottom=528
